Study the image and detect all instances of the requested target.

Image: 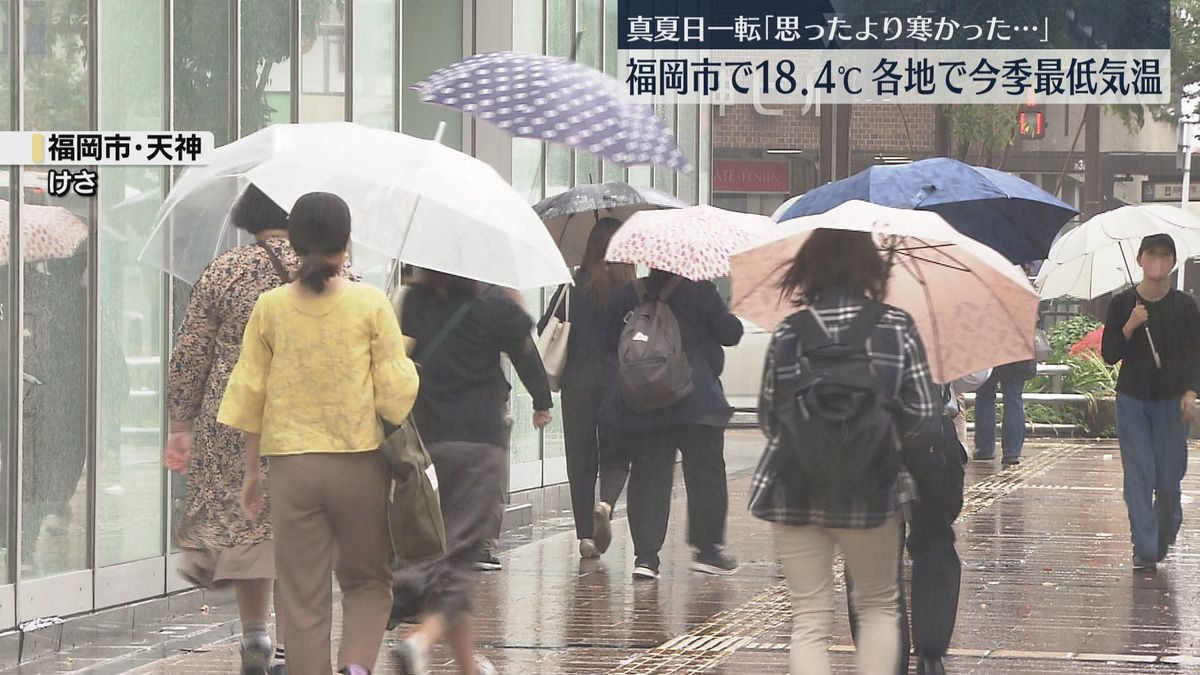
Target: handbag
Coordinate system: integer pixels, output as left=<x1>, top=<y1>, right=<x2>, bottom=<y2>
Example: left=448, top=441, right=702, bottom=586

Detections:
left=379, top=295, right=476, bottom=564
left=380, top=419, right=446, bottom=563
left=537, top=285, right=571, bottom=392
left=1034, top=328, right=1052, bottom=362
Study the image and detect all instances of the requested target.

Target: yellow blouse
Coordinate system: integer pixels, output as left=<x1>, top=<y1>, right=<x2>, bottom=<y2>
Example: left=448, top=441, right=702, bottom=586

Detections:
left=217, top=281, right=419, bottom=457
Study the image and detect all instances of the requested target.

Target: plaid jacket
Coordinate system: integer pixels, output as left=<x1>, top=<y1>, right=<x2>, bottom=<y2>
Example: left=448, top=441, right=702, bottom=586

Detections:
left=749, top=292, right=938, bottom=529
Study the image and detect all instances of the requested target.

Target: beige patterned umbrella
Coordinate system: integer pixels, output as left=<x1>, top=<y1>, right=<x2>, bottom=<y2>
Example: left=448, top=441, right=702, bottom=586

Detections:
left=0, top=200, right=88, bottom=263
left=731, top=200, right=1039, bottom=384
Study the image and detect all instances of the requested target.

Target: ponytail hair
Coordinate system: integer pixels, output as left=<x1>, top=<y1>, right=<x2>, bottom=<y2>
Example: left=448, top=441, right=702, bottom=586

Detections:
left=286, top=191, right=351, bottom=293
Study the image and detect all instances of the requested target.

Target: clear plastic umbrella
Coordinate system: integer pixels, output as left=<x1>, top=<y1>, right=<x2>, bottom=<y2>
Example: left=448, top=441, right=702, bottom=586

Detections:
left=140, top=122, right=572, bottom=289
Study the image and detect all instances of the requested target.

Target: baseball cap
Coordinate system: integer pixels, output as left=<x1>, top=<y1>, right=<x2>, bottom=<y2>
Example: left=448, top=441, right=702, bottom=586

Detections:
left=1138, top=234, right=1177, bottom=259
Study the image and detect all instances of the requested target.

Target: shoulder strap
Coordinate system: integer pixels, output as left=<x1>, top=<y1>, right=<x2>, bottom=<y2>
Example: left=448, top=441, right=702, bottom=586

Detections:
left=786, top=310, right=833, bottom=350
left=657, top=276, right=684, bottom=302
left=633, top=278, right=649, bottom=302
left=256, top=241, right=290, bottom=284
left=842, top=300, right=887, bottom=349
left=415, top=299, right=475, bottom=364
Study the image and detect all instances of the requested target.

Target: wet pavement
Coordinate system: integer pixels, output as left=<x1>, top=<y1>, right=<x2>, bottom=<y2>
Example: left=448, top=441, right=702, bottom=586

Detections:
left=7, top=433, right=1200, bottom=673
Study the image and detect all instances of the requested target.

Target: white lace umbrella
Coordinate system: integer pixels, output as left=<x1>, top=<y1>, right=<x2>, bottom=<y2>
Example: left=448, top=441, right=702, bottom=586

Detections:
left=0, top=200, right=88, bottom=263
left=731, top=200, right=1039, bottom=384
left=604, top=205, right=771, bottom=281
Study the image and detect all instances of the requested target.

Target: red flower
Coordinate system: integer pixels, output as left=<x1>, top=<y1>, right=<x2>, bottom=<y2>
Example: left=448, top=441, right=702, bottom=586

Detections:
left=1069, top=327, right=1105, bottom=356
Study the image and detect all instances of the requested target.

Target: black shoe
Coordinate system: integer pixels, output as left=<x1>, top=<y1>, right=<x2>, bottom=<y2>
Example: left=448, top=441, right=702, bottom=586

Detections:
left=474, top=551, right=502, bottom=571
left=1002, top=456, right=1021, bottom=466
left=690, top=547, right=740, bottom=575
left=1132, top=555, right=1157, bottom=572
left=972, top=451, right=995, bottom=461
left=1158, top=536, right=1172, bottom=562
left=916, top=655, right=946, bottom=675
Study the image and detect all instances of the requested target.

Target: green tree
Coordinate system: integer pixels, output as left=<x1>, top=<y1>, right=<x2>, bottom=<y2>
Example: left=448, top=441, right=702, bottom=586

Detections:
left=174, top=0, right=338, bottom=140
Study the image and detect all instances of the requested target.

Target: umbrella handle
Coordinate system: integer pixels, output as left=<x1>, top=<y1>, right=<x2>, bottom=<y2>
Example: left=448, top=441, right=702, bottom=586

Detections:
left=1145, top=325, right=1163, bottom=370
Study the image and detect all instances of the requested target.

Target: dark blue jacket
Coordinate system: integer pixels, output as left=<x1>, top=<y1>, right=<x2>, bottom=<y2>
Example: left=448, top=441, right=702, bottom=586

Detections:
left=600, top=272, right=743, bottom=431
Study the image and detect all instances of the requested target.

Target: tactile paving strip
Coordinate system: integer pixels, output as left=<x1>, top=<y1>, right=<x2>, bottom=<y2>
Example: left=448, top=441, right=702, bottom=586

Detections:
left=607, top=443, right=1084, bottom=674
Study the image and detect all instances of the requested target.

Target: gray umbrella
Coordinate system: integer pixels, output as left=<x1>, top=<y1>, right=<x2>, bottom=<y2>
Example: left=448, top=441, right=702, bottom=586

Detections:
left=534, top=182, right=687, bottom=266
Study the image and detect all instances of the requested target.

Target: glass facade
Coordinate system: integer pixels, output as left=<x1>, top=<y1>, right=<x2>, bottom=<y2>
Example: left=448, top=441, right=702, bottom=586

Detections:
left=506, top=0, right=709, bottom=489
left=0, top=0, right=710, bottom=625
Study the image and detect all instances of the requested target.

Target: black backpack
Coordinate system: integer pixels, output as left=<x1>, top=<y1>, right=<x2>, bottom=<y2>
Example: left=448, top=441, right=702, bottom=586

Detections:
left=617, top=277, right=694, bottom=412
left=773, top=301, right=901, bottom=514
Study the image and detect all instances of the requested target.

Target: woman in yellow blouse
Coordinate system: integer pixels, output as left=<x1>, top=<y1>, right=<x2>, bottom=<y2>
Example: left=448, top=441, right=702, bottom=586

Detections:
left=219, top=192, right=418, bottom=675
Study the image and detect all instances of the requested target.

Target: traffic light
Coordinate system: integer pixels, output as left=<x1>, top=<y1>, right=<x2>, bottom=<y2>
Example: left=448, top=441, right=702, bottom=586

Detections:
left=1017, top=106, right=1046, bottom=140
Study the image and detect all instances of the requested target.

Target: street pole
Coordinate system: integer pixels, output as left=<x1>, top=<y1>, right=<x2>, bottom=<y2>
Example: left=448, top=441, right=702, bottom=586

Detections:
left=1181, top=117, right=1193, bottom=291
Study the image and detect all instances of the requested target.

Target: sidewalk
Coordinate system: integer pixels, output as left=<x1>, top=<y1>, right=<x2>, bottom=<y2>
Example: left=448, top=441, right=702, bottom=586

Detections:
left=7, top=433, right=1200, bottom=673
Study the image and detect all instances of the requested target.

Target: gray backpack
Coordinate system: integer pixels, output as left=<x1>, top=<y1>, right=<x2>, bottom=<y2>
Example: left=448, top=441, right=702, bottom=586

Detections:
left=617, top=277, right=693, bottom=412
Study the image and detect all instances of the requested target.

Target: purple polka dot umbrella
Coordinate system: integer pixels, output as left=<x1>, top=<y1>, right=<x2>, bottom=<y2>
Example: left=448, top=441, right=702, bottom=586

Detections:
left=414, top=51, right=693, bottom=173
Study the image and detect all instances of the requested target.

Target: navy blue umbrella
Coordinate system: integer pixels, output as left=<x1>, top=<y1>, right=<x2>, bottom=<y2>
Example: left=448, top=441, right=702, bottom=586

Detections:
left=778, top=158, right=1078, bottom=263
left=414, top=51, right=692, bottom=173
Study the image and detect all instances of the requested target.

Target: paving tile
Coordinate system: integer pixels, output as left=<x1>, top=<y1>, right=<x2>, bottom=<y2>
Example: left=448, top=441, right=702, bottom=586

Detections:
left=6, top=437, right=1200, bottom=674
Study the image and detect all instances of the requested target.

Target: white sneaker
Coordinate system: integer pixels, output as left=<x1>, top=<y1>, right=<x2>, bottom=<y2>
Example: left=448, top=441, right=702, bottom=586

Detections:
left=394, top=637, right=429, bottom=675
left=593, top=502, right=613, bottom=553
left=475, top=655, right=498, bottom=675
left=579, top=538, right=600, bottom=559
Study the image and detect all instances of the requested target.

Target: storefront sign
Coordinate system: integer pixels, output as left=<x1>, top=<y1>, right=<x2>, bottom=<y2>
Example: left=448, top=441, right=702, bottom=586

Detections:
left=1142, top=180, right=1200, bottom=202
left=713, top=159, right=790, bottom=193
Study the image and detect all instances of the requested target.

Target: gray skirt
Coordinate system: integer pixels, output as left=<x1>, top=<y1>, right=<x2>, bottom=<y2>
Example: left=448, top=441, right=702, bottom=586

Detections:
left=390, top=440, right=506, bottom=622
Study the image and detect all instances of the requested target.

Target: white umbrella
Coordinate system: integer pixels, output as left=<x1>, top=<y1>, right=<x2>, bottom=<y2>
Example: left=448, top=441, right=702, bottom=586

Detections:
left=731, top=201, right=1039, bottom=384
left=604, top=205, right=771, bottom=281
left=1036, top=204, right=1200, bottom=300
left=140, top=122, right=571, bottom=289
left=770, top=195, right=801, bottom=222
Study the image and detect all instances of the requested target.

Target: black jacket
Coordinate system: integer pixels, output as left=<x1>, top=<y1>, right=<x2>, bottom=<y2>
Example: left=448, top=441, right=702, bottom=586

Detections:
left=601, top=272, right=743, bottom=431
left=1102, top=287, right=1200, bottom=401
left=537, top=269, right=617, bottom=391
left=402, top=284, right=552, bottom=447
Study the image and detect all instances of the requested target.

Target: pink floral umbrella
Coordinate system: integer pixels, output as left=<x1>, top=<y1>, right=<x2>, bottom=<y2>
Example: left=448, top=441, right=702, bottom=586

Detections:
left=604, top=204, right=770, bottom=280
left=0, top=200, right=88, bottom=263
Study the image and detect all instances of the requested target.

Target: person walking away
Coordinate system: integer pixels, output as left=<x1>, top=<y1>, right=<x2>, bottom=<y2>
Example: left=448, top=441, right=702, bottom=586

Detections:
left=165, top=185, right=301, bottom=674
left=220, top=192, right=419, bottom=675
left=538, top=217, right=634, bottom=559
left=1101, top=233, right=1200, bottom=572
left=971, top=357, right=1034, bottom=465
left=392, top=271, right=553, bottom=675
left=847, top=382, right=966, bottom=675
left=477, top=285, right=528, bottom=572
left=603, top=269, right=744, bottom=580
left=750, top=230, right=937, bottom=675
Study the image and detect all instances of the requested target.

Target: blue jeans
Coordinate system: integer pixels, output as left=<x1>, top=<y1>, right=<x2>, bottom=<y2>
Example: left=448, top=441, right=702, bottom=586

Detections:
left=1115, top=393, right=1189, bottom=562
left=973, top=370, right=1027, bottom=460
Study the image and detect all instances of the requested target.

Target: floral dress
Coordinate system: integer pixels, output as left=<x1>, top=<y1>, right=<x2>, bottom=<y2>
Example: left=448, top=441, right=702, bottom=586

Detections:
left=167, top=237, right=298, bottom=586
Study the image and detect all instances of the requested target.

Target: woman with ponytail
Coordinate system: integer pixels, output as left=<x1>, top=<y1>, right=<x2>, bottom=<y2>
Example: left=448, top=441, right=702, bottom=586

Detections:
left=220, top=192, right=419, bottom=675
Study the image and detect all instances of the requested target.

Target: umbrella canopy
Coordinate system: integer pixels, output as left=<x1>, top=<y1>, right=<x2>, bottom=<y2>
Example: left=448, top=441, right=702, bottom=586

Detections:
left=777, top=157, right=1078, bottom=264
left=140, top=122, right=571, bottom=289
left=534, top=182, right=686, bottom=266
left=732, top=201, right=1039, bottom=383
left=605, top=205, right=770, bottom=281
left=0, top=200, right=88, bottom=263
left=415, top=51, right=692, bottom=172
left=1036, top=204, right=1200, bottom=300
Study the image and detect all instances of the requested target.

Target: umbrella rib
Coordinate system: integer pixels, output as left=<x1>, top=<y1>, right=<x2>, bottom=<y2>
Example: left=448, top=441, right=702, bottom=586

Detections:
left=889, top=244, right=947, bottom=380
left=907, top=235, right=1037, bottom=358
left=883, top=249, right=971, bottom=273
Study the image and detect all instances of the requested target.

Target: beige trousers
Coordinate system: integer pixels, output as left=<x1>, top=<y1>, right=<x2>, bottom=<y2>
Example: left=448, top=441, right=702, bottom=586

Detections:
left=269, top=451, right=393, bottom=675
left=773, top=516, right=902, bottom=675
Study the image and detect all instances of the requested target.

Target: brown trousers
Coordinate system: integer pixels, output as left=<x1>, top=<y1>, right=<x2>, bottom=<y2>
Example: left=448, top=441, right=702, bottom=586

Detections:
left=269, top=451, right=392, bottom=675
